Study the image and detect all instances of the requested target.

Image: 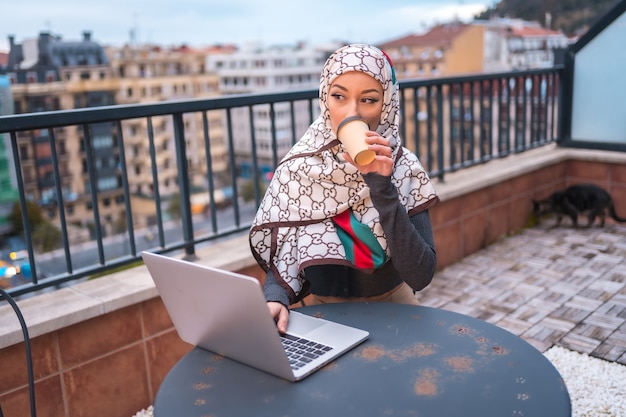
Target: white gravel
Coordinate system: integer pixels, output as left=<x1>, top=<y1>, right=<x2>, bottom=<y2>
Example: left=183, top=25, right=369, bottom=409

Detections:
left=544, top=346, right=626, bottom=417
left=133, top=347, right=626, bottom=417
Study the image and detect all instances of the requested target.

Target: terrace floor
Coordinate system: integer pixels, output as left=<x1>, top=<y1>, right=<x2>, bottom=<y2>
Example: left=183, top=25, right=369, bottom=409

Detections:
left=416, top=220, right=626, bottom=365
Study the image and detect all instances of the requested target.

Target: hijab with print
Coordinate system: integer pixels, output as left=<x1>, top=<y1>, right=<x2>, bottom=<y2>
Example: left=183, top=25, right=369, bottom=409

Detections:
left=249, top=44, right=438, bottom=303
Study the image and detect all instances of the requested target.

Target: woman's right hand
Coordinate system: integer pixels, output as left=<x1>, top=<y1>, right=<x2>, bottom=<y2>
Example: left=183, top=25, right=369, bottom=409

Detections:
left=267, top=301, right=289, bottom=334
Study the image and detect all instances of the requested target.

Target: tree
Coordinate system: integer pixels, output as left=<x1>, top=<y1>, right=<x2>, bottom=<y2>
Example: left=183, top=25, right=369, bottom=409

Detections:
left=475, top=0, right=619, bottom=35
left=240, top=177, right=267, bottom=203
left=8, top=201, right=62, bottom=252
left=32, top=222, right=62, bottom=252
left=167, top=193, right=181, bottom=220
left=8, top=200, right=45, bottom=235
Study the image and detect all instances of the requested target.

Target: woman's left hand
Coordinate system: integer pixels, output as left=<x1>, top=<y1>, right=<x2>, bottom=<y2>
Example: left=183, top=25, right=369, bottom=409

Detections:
left=344, top=131, right=394, bottom=176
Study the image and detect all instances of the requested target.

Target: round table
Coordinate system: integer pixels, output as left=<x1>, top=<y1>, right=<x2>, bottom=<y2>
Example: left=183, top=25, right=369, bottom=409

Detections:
left=154, top=302, right=571, bottom=417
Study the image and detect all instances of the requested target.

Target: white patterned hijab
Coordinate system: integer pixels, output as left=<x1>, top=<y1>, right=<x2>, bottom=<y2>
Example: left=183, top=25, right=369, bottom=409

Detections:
left=249, top=44, right=438, bottom=302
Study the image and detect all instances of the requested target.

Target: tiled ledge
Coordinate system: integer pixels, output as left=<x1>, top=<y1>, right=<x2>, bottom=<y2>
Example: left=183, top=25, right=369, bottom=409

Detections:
left=2, top=144, right=625, bottom=350
left=0, top=234, right=254, bottom=349
left=435, top=143, right=626, bottom=200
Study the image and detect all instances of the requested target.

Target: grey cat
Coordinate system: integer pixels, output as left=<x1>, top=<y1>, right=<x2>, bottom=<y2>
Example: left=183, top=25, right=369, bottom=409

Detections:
left=532, top=184, right=626, bottom=227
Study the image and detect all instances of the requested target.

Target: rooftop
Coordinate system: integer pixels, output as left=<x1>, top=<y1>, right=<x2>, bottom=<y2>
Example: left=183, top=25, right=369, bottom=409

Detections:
left=419, top=221, right=626, bottom=364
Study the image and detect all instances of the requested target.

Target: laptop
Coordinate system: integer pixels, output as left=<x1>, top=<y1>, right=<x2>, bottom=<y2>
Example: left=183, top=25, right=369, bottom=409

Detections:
left=141, top=251, right=369, bottom=382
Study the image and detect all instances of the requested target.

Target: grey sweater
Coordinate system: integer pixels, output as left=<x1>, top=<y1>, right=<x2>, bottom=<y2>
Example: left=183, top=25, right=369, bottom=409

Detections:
left=262, top=173, right=437, bottom=307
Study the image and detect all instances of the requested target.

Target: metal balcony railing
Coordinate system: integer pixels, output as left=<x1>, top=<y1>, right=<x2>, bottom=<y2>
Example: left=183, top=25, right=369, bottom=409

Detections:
left=0, top=67, right=562, bottom=297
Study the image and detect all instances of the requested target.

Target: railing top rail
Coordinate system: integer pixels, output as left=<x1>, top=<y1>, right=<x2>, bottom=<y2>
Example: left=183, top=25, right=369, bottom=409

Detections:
left=398, top=66, right=564, bottom=87
left=0, top=67, right=564, bottom=133
left=0, top=89, right=319, bottom=133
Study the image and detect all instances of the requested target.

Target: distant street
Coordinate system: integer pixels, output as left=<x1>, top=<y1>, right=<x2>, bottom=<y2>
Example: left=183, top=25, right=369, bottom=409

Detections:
left=35, top=202, right=258, bottom=277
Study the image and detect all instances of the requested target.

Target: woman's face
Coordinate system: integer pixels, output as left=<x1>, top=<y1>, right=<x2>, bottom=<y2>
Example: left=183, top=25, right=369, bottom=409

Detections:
left=327, top=71, right=384, bottom=134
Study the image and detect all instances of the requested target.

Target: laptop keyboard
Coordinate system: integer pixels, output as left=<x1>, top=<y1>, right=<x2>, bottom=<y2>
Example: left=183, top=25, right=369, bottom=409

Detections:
left=280, top=333, right=334, bottom=370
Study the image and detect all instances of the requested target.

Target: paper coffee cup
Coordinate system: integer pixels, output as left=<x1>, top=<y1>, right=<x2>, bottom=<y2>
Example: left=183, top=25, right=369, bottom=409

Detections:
left=336, top=116, right=376, bottom=165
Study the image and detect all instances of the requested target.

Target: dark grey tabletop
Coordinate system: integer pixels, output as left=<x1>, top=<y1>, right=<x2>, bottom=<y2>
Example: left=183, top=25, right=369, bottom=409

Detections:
left=154, top=303, right=571, bottom=417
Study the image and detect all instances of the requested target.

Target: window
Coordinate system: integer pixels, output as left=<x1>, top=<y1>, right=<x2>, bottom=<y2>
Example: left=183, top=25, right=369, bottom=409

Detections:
left=26, top=72, right=38, bottom=83
left=45, top=70, right=57, bottom=82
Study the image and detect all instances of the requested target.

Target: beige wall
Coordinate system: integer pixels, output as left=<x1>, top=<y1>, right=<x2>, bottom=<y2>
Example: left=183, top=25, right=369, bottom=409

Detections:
left=446, top=25, right=486, bottom=75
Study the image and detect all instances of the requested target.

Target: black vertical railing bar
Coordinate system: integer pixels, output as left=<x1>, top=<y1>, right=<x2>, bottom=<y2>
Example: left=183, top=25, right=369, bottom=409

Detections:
left=435, top=84, right=445, bottom=182
left=512, top=76, right=519, bottom=151
left=468, top=81, right=476, bottom=165
left=536, top=75, right=543, bottom=142
left=551, top=73, right=559, bottom=142
left=412, top=87, right=420, bottom=156
left=546, top=73, right=552, bottom=142
left=532, top=74, right=540, bottom=143
left=289, top=100, right=297, bottom=148
left=246, top=104, right=261, bottom=225
left=47, top=128, right=72, bottom=273
left=115, top=121, right=137, bottom=256
left=541, top=75, right=547, bottom=141
left=201, top=111, right=219, bottom=234
left=9, top=131, right=39, bottom=284
left=459, top=82, right=466, bottom=167
left=522, top=75, right=529, bottom=149
left=479, top=80, right=488, bottom=162
left=447, top=84, right=456, bottom=172
left=307, top=97, right=315, bottom=128
left=269, top=102, right=279, bottom=175
left=537, top=74, right=543, bottom=142
left=264, top=102, right=278, bottom=205
left=517, top=75, right=530, bottom=151
left=146, top=117, right=165, bottom=248
left=505, top=77, right=513, bottom=156
left=498, top=78, right=509, bottom=156
left=487, top=79, right=494, bottom=158
left=557, top=55, right=572, bottom=146
left=425, top=85, right=434, bottom=174
left=497, top=78, right=505, bottom=156
left=541, top=74, right=552, bottom=142
left=400, top=88, right=407, bottom=144
left=225, top=108, right=241, bottom=228
left=82, top=124, right=106, bottom=265
left=171, top=113, right=195, bottom=260
left=529, top=76, right=538, bottom=143
left=512, top=77, right=521, bottom=152
left=539, top=75, right=546, bottom=144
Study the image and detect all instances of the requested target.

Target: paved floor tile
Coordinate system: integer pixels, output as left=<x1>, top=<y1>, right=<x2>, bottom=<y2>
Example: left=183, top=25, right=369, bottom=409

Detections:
left=421, top=223, right=626, bottom=363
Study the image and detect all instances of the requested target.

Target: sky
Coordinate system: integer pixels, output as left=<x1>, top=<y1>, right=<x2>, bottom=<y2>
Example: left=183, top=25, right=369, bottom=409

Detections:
left=0, top=0, right=497, bottom=53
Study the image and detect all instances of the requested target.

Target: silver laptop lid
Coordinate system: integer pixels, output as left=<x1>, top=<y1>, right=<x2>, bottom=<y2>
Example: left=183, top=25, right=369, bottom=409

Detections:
left=141, top=251, right=368, bottom=381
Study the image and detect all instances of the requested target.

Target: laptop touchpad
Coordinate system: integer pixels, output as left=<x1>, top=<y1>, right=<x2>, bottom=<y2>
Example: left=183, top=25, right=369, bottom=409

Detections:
left=288, top=312, right=326, bottom=335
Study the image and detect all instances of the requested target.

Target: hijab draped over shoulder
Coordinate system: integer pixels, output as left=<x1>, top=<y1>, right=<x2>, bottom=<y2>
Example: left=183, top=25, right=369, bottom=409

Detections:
left=249, top=44, right=437, bottom=302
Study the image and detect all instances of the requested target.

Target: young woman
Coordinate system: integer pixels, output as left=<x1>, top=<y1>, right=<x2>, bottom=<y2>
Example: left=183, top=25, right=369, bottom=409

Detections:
left=249, top=44, right=439, bottom=333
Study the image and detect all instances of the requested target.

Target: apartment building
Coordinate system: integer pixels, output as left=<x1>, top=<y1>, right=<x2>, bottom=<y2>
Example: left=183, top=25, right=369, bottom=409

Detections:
left=376, top=19, right=568, bottom=166
left=105, top=43, right=228, bottom=223
left=379, top=23, right=486, bottom=79
left=205, top=42, right=335, bottom=179
left=4, top=31, right=121, bottom=239
left=378, top=18, right=571, bottom=79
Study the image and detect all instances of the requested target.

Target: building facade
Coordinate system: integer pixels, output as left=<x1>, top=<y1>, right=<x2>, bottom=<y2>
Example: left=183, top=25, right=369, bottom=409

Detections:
left=5, top=31, right=120, bottom=239
left=105, top=43, right=227, bottom=223
left=378, top=18, right=571, bottom=80
left=205, top=42, right=334, bottom=179
left=2, top=31, right=230, bottom=236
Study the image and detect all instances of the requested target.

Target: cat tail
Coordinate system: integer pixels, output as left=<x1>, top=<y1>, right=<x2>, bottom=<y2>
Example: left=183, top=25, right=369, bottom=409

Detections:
left=609, top=203, right=626, bottom=222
